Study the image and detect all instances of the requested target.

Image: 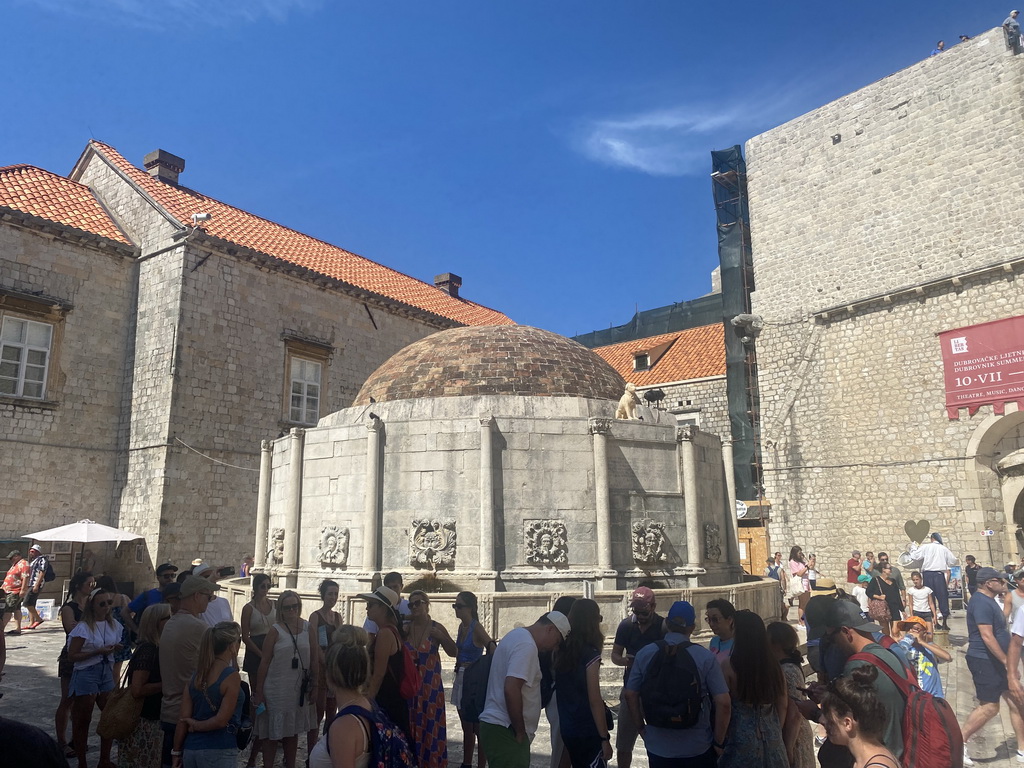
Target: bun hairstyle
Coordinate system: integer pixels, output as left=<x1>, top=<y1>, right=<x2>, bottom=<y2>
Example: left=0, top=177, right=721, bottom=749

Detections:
left=822, top=664, right=887, bottom=739
left=319, top=579, right=339, bottom=599
left=325, top=626, right=371, bottom=692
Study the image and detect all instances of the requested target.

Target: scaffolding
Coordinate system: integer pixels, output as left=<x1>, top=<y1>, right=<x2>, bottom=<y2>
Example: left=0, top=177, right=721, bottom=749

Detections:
left=711, top=146, right=763, bottom=503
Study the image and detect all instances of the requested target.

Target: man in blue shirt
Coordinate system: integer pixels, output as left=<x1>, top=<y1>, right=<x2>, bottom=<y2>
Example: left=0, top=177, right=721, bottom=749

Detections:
left=124, top=562, right=177, bottom=635
left=624, top=601, right=730, bottom=768
left=962, top=567, right=1024, bottom=765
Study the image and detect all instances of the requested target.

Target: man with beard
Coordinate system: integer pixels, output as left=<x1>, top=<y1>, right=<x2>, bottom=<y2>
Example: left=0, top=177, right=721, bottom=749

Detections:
left=611, top=586, right=664, bottom=768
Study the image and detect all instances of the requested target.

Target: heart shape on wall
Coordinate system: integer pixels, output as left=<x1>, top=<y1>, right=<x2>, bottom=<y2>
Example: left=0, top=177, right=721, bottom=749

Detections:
left=904, top=519, right=930, bottom=543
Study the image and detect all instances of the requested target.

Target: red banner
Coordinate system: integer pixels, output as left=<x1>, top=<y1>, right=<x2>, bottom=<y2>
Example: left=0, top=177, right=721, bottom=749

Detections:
left=940, top=315, right=1024, bottom=419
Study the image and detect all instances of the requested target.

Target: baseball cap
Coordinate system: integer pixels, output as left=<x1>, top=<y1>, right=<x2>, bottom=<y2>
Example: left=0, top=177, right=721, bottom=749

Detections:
left=192, top=562, right=214, bottom=577
left=977, top=567, right=1005, bottom=583
left=857, top=573, right=872, bottom=583
left=357, top=585, right=400, bottom=609
left=161, top=582, right=182, bottom=600
left=825, top=599, right=881, bottom=635
left=180, top=575, right=220, bottom=598
left=666, top=600, right=696, bottom=628
left=28, top=544, right=41, bottom=553
left=545, top=610, right=571, bottom=639
left=156, top=562, right=177, bottom=576
left=6, top=549, right=21, bottom=559
left=896, top=616, right=928, bottom=632
left=630, top=586, right=655, bottom=606
left=811, top=577, right=837, bottom=596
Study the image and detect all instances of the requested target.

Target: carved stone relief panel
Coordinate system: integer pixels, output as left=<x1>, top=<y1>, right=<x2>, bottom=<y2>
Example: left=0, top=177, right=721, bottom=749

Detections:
left=410, top=519, right=457, bottom=570
left=704, top=523, right=722, bottom=562
left=317, top=525, right=350, bottom=567
left=269, top=528, right=285, bottom=566
left=524, top=520, right=569, bottom=566
left=632, top=520, right=668, bottom=566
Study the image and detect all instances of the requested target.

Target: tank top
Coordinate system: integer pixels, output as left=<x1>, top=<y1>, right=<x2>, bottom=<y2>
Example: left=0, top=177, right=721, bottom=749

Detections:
left=248, top=603, right=273, bottom=637
left=309, top=709, right=372, bottom=768
left=185, top=665, right=243, bottom=751
left=457, top=620, right=484, bottom=666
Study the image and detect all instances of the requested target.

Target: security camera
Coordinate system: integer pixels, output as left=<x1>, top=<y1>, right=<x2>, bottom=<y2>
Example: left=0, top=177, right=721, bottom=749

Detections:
left=191, top=213, right=212, bottom=225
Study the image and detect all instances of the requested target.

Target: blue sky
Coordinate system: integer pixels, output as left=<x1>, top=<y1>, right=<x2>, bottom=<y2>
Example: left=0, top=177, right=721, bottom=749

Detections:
left=2, top=2, right=1009, bottom=337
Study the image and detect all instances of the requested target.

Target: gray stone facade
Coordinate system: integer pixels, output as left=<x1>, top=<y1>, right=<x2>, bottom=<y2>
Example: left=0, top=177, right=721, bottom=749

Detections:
left=258, top=394, right=741, bottom=592
left=746, top=28, right=1024, bottom=577
left=0, top=148, right=501, bottom=590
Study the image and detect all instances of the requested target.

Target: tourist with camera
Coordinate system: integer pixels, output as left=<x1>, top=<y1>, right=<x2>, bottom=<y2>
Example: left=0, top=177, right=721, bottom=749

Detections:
left=253, top=590, right=317, bottom=768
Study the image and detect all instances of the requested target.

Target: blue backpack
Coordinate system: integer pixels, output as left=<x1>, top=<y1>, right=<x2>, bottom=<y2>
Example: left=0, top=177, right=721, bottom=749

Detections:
left=329, top=704, right=416, bottom=768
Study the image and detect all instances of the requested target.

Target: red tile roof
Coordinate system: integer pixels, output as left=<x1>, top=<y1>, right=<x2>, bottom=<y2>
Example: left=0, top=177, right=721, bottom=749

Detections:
left=86, top=141, right=512, bottom=326
left=592, top=324, right=725, bottom=385
left=0, top=164, right=130, bottom=245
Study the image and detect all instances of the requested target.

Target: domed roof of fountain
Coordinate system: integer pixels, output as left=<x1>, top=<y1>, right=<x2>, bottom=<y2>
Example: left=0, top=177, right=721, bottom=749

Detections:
left=353, top=325, right=625, bottom=405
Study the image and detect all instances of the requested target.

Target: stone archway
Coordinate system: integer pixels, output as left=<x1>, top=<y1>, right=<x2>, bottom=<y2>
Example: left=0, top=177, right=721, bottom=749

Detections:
left=964, top=406, right=1024, bottom=562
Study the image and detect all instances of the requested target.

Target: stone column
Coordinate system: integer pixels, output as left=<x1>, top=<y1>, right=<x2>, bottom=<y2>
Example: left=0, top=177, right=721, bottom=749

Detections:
left=721, top=438, right=741, bottom=565
left=589, top=418, right=614, bottom=573
left=678, top=426, right=702, bottom=573
left=363, top=418, right=384, bottom=572
left=479, top=416, right=496, bottom=573
left=282, top=428, right=304, bottom=588
left=253, top=439, right=273, bottom=570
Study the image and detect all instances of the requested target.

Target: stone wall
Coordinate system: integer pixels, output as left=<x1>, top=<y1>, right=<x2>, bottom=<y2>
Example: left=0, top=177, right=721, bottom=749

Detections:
left=746, top=28, right=1024, bottom=578
left=261, top=395, right=739, bottom=592
left=0, top=221, right=136, bottom=593
left=642, top=376, right=730, bottom=443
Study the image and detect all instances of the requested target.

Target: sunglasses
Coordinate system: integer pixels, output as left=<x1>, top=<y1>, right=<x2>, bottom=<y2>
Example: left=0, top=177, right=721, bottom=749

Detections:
left=453, top=603, right=467, bottom=609
left=282, top=603, right=299, bottom=611
left=409, top=600, right=427, bottom=608
left=95, top=600, right=111, bottom=608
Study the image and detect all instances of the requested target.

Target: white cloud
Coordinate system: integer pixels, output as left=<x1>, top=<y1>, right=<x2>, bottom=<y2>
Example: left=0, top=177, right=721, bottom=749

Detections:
left=575, top=92, right=806, bottom=177
left=19, top=0, right=319, bottom=27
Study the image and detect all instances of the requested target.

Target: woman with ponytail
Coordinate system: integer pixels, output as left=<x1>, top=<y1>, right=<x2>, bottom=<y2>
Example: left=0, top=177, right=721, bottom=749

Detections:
left=172, top=621, right=243, bottom=768
left=820, top=665, right=900, bottom=768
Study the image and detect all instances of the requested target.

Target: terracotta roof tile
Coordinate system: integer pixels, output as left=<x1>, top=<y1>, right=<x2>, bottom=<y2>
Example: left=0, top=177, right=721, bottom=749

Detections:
left=87, top=141, right=512, bottom=326
left=0, top=164, right=130, bottom=244
left=592, top=324, right=725, bottom=385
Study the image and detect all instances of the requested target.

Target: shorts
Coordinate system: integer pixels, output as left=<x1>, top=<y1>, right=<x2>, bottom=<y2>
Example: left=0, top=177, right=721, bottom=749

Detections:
left=967, top=655, right=1008, bottom=704
left=912, top=610, right=934, bottom=623
left=23, top=591, right=39, bottom=608
left=3, top=593, right=22, bottom=614
left=615, top=690, right=640, bottom=753
left=479, top=722, right=531, bottom=768
left=452, top=665, right=466, bottom=710
left=69, top=662, right=115, bottom=697
left=58, top=649, right=75, bottom=678
left=183, top=748, right=238, bottom=768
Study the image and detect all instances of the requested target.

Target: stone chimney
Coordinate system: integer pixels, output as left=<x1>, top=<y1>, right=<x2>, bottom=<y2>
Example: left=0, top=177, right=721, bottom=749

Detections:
left=143, top=149, right=185, bottom=185
left=434, top=273, right=462, bottom=298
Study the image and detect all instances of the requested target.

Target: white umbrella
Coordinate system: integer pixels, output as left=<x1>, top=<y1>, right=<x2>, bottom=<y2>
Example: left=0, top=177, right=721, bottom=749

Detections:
left=24, top=518, right=143, bottom=544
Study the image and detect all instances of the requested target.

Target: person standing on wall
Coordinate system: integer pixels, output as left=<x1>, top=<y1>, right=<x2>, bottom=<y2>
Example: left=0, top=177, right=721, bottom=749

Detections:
left=909, top=533, right=957, bottom=631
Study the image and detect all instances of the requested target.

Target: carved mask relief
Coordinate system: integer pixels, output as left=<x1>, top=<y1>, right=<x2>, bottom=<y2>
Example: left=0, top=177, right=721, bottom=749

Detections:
left=317, top=525, right=349, bottom=567
left=524, top=520, right=569, bottom=566
left=704, top=523, right=722, bottom=563
left=632, top=520, right=668, bottom=565
left=410, top=519, right=457, bottom=570
left=269, top=528, right=285, bottom=566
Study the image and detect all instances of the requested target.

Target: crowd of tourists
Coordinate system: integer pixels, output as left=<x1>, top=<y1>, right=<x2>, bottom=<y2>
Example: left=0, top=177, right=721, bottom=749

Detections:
left=14, top=535, right=1024, bottom=768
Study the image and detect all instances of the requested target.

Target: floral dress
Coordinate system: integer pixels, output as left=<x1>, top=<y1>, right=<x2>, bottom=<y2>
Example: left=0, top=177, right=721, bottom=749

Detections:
left=406, top=622, right=447, bottom=768
left=780, top=661, right=815, bottom=768
left=717, top=701, right=788, bottom=768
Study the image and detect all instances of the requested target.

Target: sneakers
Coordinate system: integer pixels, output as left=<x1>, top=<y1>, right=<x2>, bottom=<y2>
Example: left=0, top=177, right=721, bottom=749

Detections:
left=962, top=747, right=975, bottom=766
left=1016, top=749, right=1024, bottom=764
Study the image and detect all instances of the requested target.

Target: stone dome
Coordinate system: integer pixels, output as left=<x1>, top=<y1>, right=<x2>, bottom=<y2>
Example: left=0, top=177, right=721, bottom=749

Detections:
left=353, top=325, right=626, bottom=405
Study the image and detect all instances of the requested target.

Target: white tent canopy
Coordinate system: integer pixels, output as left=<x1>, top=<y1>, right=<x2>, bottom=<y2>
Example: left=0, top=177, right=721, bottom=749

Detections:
left=24, top=518, right=142, bottom=544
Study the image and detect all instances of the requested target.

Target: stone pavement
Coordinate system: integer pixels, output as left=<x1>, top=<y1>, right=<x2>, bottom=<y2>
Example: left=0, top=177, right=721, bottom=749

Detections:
left=3, top=609, right=1023, bottom=767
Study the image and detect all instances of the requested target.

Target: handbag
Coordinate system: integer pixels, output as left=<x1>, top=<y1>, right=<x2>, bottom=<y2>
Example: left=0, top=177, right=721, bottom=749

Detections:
left=97, top=666, right=143, bottom=740
left=787, top=574, right=806, bottom=598
left=867, top=597, right=891, bottom=622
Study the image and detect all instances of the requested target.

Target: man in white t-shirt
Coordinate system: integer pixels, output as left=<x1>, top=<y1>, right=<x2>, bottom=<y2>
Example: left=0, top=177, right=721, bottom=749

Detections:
left=479, top=611, right=570, bottom=768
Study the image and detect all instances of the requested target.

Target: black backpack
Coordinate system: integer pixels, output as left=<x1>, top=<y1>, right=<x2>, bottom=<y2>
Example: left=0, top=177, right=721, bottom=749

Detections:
left=42, top=559, right=56, bottom=583
left=639, top=640, right=703, bottom=729
left=458, top=653, right=495, bottom=724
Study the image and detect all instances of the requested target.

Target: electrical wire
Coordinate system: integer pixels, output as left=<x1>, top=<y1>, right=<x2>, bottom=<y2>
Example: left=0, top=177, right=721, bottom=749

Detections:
left=173, top=437, right=260, bottom=472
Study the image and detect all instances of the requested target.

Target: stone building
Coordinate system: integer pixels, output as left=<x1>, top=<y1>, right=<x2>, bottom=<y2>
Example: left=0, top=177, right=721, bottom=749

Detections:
left=745, top=27, right=1024, bottom=577
left=256, top=324, right=741, bottom=593
left=0, top=142, right=510, bottom=586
